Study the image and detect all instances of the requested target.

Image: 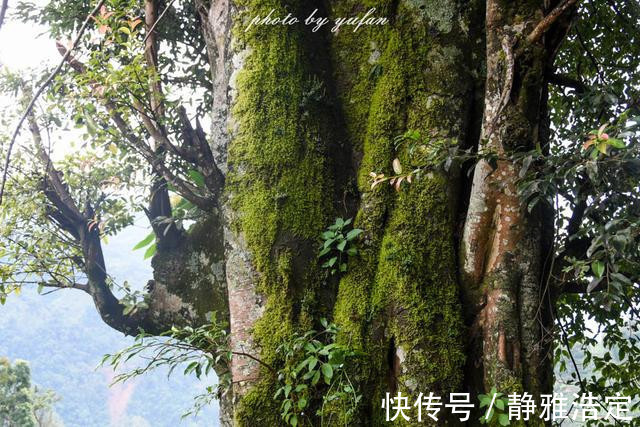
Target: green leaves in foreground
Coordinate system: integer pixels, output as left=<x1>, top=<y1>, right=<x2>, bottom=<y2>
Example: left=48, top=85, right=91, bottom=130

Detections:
left=318, top=217, right=362, bottom=275
left=100, top=314, right=231, bottom=419
left=478, top=388, right=510, bottom=426
left=275, top=319, right=362, bottom=426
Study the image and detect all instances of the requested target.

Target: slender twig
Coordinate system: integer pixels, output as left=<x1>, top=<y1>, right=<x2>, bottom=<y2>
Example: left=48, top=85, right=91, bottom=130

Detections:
left=231, top=351, right=276, bottom=373
left=142, top=0, right=177, bottom=45
left=0, top=0, right=106, bottom=207
left=527, top=0, right=579, bottom=44
left=556, top=315, right=623, bottom=426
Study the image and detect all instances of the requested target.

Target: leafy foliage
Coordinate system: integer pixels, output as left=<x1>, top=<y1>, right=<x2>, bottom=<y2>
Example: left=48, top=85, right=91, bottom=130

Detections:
left=478, top=387, right=510, bottom=426
left=370, top=129, right=459, bottom=191
left=2, top=0, right=640, bottom=423
left=369, top=106, right=640, bottom=423
left=100, top=314, right=231, bottom=418
left=101, top=315, right=363, bottom=425
left=318, top=218, right=362, bottom=275
left=274, top=319, right=362, bottom=426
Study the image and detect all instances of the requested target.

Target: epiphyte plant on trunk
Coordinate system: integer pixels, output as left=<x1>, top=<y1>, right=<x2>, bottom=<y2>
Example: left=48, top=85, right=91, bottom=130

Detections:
left=318, top=217, right=363, bottom=276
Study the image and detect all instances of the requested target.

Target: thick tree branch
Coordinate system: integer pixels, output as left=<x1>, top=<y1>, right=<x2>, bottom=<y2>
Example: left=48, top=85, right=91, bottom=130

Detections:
left=143, top=0, right=165, bottom=129
left=40, top=280, right=90, bottom=293
left=25, top=110, right=171, bottom=336
left=56, top=45, right=220, bottom=210
left=142, top=0, right=177, bottom=46
left=139, top=0, right=223, bottom=201
left=144, top=176, right=183, bottom=250
left=25, top=100, right=85, bottom=228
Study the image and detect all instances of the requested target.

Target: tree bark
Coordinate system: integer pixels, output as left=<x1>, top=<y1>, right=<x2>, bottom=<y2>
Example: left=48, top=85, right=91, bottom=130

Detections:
left=189, top=0, right=572, bottom=424
left=29, top=0, right=579, bottom=424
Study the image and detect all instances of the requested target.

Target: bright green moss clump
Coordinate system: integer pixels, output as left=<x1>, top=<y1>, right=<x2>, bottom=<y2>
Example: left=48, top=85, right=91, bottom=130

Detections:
left=371, top=175, right=465, bottom=393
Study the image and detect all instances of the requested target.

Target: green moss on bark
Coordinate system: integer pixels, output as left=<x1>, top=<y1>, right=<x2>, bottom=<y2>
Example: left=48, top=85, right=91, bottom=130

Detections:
left=228, top=0, right=337, bottom=423
left=372, top=174, right=465, bottom=391
left=151, top=214, right=228, bottom=323
left=329, top=0, right=474, bottom=423
left=228, top=0, right=477, bottom=423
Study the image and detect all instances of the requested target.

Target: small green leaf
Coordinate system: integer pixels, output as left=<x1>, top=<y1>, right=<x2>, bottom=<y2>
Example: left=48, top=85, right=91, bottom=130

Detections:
left=308, top=357, right=318, bottom=371
left=607, top=138, right=625, bottom=149
left=144, top=243, right=157, bottom=260
left=587, top=277, right=602, bottom=293
left=346, top=228, right=363, bottom=240
left=591, top=260, right=605, bottom=278
left=323, top=238, right=335, bottom=249
left=318, top=247, right=331, bottom=257
left=321, top=230, right=334, bottom=239
left=133, top=232, right=155, bottom=250
left=321, top=363, right=333, bottom=383
left=188, top=169, right=206, bottom=188
left=498, top=413, right=510, bottom=426
left=298, top=398, right=307, bottom=409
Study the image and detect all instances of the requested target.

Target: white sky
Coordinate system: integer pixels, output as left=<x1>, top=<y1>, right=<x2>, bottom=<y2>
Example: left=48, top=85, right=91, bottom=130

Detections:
left=0, top=2, right=70, bottom=163
left=0, top=4, right=57, bottom=70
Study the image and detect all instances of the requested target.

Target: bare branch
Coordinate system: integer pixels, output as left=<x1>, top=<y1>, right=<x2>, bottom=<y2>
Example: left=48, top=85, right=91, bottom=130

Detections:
left=527, top=0, right=579, bottom=44
left=0, top=0, right=106, bottom=207
left=143, top=0, right=165, bottom=126
left=0, top=0, right=8, bottom=33
left=548, top=73, right=587, bottom=94
left=142, top=0, right=177, bottom=46
left=40, top=281, right=90, bottom=293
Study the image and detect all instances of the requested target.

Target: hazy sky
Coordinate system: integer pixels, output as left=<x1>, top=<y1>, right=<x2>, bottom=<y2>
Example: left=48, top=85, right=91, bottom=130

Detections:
left=0, top=2, right=57, bottom=70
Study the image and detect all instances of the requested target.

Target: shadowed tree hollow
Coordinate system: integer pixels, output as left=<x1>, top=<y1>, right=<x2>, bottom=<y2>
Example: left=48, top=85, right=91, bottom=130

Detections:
left=1, top=0, right=640, bottom=425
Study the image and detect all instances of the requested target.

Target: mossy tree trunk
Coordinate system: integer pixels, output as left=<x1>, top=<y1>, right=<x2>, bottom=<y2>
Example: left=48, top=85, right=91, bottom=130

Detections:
left=48, top=0, right=575, bottom=424
left=188, top=0, right=576, bottom=425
